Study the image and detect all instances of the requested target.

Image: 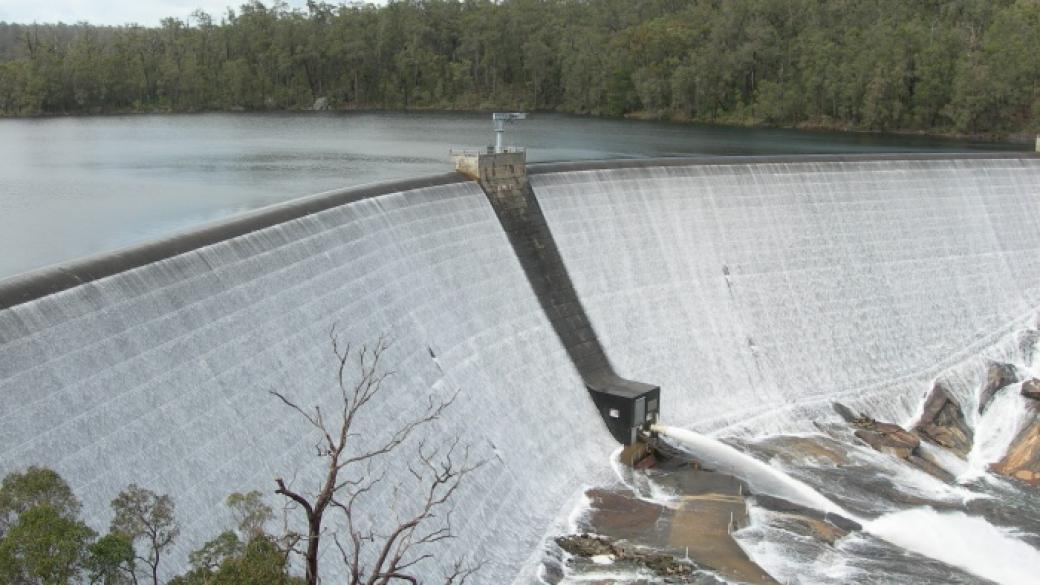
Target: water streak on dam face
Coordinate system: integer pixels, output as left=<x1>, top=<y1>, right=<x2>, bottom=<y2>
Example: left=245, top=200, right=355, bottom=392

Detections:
left=1, top=154, right=1039, bottom=581
left=0, top=179, right=615, bottom=581
left=531, top=156, right=1040, bottom=434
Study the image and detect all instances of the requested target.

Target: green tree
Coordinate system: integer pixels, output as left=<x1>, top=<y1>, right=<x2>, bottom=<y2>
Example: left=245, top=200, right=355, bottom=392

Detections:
left=0, top=504, right=95, bottom=585
left=110, top=485, right=179, bottom=585
left=86, top=533, right=136, bottom=585
left=225, top=491, right=271, bottom=540
left=0, top=467, right=81, bottom=537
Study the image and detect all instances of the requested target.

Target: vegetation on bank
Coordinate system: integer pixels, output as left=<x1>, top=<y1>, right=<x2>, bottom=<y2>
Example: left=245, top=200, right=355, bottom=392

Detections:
left=0, top=0, right=1038, bottom=136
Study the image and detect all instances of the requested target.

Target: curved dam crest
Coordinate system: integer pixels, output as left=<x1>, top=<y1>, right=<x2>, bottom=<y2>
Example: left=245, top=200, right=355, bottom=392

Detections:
left=1, top=153, right=1039, bottom=581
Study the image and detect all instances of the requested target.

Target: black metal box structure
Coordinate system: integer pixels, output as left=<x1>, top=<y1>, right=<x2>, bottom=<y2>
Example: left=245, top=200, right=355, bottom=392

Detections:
left=587, top=380, right=660, bottom=445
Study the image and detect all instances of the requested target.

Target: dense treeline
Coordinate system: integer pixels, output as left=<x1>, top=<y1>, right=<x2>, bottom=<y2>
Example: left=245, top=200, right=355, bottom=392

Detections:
left=1, top=0, right=1039, bottom=135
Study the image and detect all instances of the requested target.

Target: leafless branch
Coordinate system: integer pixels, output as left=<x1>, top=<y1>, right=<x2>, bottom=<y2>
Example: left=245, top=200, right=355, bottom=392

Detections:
left=270, top=330, right=483, bottom=585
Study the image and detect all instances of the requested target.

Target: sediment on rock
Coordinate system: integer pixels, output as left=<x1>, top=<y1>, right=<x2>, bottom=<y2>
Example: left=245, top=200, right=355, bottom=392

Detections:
left=555, top=534, right=697, bottom=577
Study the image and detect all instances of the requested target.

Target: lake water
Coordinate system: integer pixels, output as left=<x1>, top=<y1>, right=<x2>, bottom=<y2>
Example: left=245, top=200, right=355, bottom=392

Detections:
left=0, top=111, right=1022, bottom=281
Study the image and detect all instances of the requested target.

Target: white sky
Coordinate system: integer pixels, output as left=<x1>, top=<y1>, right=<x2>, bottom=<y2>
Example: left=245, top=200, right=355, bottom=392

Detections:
left=0, top=1, right=377, bottom=27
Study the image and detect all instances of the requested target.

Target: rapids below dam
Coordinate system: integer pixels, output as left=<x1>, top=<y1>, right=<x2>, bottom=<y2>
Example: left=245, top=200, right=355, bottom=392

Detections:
left=2, top=153, right=1040, bottom=583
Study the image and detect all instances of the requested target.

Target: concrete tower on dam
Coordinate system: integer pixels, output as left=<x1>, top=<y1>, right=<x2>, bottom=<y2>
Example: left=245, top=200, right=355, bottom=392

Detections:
left=453, top=114, right=660, bottom=445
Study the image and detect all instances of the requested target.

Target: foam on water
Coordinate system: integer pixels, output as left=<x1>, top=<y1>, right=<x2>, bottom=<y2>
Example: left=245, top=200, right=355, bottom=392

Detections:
left=609, top=446, right=679, bottom=506
left=867, top=508, right=1040, bottom=585
left=917, top=440, right=972, bottom=479
left=659, top=423, right=1040, bottom=585
left=735, top=506, right=863, bottom=585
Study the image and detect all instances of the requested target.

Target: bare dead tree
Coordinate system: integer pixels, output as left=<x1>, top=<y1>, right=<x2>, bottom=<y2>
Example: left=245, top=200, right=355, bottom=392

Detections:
left=270, top=329, right=482, bottom=585
left=330, top=437, right=483, bottom=585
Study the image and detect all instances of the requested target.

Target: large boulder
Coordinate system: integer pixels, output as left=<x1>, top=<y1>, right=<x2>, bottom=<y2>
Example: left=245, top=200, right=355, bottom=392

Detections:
left=848, top=415, right=954, bottom=481
left=979, top=362, right=1019, bottom=413
left=992, top=418, right=1040, bottom=486
left=913, top=382, right=974, bottom=458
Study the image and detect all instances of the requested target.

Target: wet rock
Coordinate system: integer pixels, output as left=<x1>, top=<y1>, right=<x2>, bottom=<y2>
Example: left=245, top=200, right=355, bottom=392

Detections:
left=853, top=422, right=920, bottom=460
left=832, top=402, right=872, bottom=425
left=583, top=489, right=668, bottom=544
left=555, top=534, right=696, bottom=578
left=906, top=454, right=955, bottom=483
left=784, top=515, right=850, bottom=545
left=754, top=494, right=862, bottom=532
left=913, top=382, right=974, bottom=457
left=742, top=435, right=850, bottom=467
left=992, top=418, right=1040, bottom=487
left=1022, top=379, right=1040, bottom=401
left=641, top=553, right=695, bottom=577
left=556, top=534, right=616, bottom=558
left=832, top=402, right=859, bottom=423
left=849, top=416, right=960, bottom=482
left=979, top=362, right=1019, bottom=413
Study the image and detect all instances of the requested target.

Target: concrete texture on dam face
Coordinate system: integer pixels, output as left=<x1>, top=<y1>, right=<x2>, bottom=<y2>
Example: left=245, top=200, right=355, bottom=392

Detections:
left=0, top=180, right=615, bottom=582
left=531, top=156, right=1040, bottom=435
left=1, top=155, right=1040, bottom=581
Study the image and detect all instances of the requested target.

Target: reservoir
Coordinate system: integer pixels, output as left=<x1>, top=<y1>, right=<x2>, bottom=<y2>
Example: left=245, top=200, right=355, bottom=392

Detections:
left=0, top=111, right=1021, bottom=280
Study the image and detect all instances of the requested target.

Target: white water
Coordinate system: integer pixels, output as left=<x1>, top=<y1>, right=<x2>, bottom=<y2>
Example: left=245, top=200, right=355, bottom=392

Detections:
left=655, top=424, right=1040, bottom=585
left=964, top=383, right=1033, bottom=481
left=609, top=446, right=679, bottom=507
left=651, top=424, right=848, bottom=517
left=917, top=440, right=972, bottom=479
left=867, top=509, right=1040, bottom=585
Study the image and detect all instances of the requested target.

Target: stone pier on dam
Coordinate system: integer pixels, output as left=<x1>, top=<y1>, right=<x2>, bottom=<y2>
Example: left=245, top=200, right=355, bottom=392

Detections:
left=1, top=148, right=1039, bottom=581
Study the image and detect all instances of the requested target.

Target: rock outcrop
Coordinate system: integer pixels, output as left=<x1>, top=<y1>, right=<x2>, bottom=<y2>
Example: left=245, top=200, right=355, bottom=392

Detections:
left=834, top=402, right=954, bottom=481
left=754, top=494, right=862, bottom=533
left=992, top=407, right=1040, bottom=486
left=853, top=420, right=920, bottom=460
left=555, top=534, right=696, bottom=578
left=979, top=362, right=1019, bottom=413
left=913, top=382, right=974, bottom=457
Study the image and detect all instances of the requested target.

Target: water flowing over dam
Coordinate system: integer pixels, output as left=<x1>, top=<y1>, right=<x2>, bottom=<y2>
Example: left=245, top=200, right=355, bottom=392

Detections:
left=1, top=153, right=1039, bottom=581
left=653, top=423, right=1040, bottom=585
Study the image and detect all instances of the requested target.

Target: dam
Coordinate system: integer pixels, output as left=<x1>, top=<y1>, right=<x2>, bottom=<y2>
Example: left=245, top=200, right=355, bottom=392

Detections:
left=1, top=153, right=1039, bottom=581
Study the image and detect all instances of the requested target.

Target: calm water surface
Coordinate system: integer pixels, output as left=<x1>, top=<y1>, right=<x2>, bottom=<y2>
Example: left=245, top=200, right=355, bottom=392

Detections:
left=0, top=112, right=1022, bottom=281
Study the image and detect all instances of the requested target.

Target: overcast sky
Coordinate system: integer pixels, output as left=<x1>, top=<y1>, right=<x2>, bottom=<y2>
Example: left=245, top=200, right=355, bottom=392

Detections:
left=0, top=1, right=371, bottom=27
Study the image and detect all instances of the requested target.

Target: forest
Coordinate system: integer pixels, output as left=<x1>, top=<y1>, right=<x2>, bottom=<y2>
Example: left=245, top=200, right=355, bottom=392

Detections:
left=0, top=0, right=1038, bottom=136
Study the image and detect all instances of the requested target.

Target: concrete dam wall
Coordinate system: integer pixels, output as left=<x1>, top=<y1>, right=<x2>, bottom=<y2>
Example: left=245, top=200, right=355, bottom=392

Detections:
left=531, top=155, right=1040, bottom=434
left=1, top=154, right=1039, bottom=581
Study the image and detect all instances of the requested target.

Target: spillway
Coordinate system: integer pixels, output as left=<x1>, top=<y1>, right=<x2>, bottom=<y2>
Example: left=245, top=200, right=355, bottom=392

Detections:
left=531, top=155, right=1040, bottom=433
left=1, top=153, right=1039, bottom=582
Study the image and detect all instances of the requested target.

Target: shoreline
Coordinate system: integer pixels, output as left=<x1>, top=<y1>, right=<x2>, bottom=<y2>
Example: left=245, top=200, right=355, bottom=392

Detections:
left=0, top=105, right=1031, bottom=146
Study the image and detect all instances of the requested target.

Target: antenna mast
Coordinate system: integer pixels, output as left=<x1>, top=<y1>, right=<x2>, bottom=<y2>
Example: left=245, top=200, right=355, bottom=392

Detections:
left=492, top=112, right=527, bottom=153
